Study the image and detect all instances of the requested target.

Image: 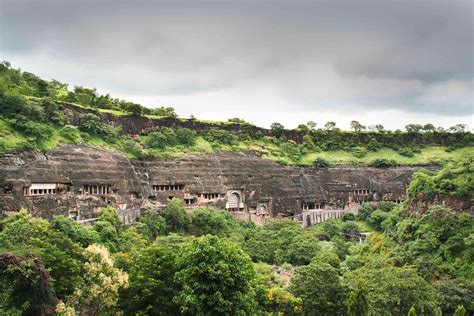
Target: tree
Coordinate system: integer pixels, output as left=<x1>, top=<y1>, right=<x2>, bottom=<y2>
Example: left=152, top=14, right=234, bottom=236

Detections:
left=423, top=123, right=435, bottom=133
left=162, top=198, right=191, bottom=233
left=270, top=122, right=285, bottom=138
left=449, top=124, right=468, bottom=133
left=0, top=211, right=85, bottom=300
left=350, top=120, right=366, bottom=132
left=174, top=235, right=257, bottom=315
left=290, top=261, right=347, bottom=314
left=405, top=124, right=423, bottom=133
left=375, top=124, right=385, bottom=132
left=50, top=215, right=100, bottom=247
left=0, top=253, right=57, bottom=315
left=120, top=243, right=180, bottom=315
left=190, top=208, right=235, bottom=237
left=344, top=266, right=438, bottom=315
left=347, top=285, right=369, bottom=316
left=324, top=121, right=336, bottom=131
left=122, top=102, right=144, bottom=116
left=307, top=121, right=317, bottom=130
left=59, top=244, right=128, bottom=315
left=280, top=233, right=321, bottom=265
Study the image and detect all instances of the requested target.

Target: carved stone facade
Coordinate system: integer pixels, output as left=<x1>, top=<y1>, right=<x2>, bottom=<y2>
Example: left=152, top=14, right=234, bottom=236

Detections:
left=0, top=145, right=432, bottom=225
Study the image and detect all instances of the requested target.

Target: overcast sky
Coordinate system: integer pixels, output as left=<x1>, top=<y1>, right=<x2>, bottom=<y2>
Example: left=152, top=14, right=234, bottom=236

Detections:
left=1, top=0, right=473, bottom=129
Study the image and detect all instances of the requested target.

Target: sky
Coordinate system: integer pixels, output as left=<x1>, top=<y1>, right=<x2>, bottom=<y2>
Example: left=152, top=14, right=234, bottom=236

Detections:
left=1, top=0, right=473, bottom=130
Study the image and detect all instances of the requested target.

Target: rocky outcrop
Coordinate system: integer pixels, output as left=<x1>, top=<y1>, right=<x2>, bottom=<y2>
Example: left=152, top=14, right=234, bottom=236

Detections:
left=0, top=144, right=433, bottom=224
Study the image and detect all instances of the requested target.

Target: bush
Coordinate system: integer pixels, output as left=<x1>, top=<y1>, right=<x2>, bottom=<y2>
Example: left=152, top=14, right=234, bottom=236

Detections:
left=351, top=146, right=368, bottom=158
left=59, top=125, right=81, bottom=143
left=342, top=212, right=356, bottom=222
left=313, top=157, right=330, bottom=168
left=14, top=121, right=54, bottom=146
left=368, top=158, right=398, bottom=167
left=358, top=203, right=374, bottom=220
left=175, top=127, right=197, bottom=146
left=367, top=210, right=389, bottom=231
left=203, top=129, right=238, bottom=145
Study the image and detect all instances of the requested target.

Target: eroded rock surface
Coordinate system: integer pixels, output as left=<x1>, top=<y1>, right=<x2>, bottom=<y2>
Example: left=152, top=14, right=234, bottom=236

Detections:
left=0, top=144, right=433, bottom=224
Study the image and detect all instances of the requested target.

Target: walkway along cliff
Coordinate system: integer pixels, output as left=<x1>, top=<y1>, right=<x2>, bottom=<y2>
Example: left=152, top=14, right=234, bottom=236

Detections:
left=0, top=144, right=436, bottom=225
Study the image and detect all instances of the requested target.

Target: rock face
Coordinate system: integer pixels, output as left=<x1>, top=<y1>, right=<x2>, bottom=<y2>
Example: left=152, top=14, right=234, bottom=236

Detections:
left=0, top=144, right=430, bottom=224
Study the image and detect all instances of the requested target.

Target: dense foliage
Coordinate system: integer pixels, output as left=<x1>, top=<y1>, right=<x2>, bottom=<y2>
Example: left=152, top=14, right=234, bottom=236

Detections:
left=1, top=180, right=472, bottom=315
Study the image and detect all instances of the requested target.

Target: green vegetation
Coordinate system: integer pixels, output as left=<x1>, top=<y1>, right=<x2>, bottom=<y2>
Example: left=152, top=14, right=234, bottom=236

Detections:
left=1, top=61, right=472, bottom=166
left=1, top=161, right=472, bottom=314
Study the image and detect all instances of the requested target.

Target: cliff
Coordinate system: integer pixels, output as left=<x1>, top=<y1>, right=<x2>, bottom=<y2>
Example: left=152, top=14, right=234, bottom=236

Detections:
left=0, top=144, right=438, bottom=224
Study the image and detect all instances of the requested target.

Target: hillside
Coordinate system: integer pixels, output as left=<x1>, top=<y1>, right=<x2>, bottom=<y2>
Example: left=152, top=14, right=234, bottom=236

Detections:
left=1, top=61, right=473, bottom=167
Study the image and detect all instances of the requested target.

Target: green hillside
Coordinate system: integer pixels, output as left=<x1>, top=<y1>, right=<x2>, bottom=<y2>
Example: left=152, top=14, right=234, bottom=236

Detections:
left=1, top=61, right=473, bottom=166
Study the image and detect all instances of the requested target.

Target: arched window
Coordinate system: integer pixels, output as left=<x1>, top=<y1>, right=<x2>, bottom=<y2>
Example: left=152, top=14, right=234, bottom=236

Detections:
left=228, top=192, right=240, bottom=209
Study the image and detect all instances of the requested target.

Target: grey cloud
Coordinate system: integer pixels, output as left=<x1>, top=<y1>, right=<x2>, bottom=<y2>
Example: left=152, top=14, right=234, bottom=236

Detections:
left=0, top=0, right=472, bottom=126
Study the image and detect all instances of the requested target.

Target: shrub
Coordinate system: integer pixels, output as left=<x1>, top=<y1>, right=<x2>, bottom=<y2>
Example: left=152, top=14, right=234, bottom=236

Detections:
left=203, top=129, right=238, bottom=145
left=59, top=125, right=81, bottom=143
left=358, top=203, right=374, bottom=220
left=175, top=127, right=197, bottom=146
left=342, top=212, right=356, bottom=222
left=368, top=158, right=398, bottom=167
left=351, top=146, right=368, bottom=158
left=313, top=157, right=330, bottom=168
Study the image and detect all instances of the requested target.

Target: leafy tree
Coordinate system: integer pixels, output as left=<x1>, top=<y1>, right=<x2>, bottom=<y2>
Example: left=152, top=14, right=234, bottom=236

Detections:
left=358, top=203, right=374, bottom=220
left=163, top=198, right=191, bottom=233
left=270, top=122, right=285, bottom=138
left=324, top=121, right=336, bottom=131
left=423, top=123, right=435, bottom=133
left=307, top=121, right=316, bottom=130
left=50, top=215, right=100, bottom=247
left=59, top=244, right=128, bottom=315
left=350, top=120, right=366, bottom=132
left=367, top=210, right=389, bottom=231
left=290, top=260, right=347, bottom=314
left=174, top=235, right=257, bottom=315
left=120, top=243, right=180, bottom=315
left=0, top=253, right=57, bottom=315
left=190, top=208, right=235, bottom=237
left=436, top=278, right=474, bottom=314
left=136, top=214, right=168, bottom=240
left=405, top=124, right=423, bottom=133
left=280, top=233, right=321, bottom=265
left=347, top=284, right=369, bottom=316
left=122, top=102, right=143, bottom=116
left=344, top=265, right=438, bottom=315
left=448, top=124, right=467, bottom=133
left=0, top=211, right=85, bottom=300
left=375, top=124, right=385, bottom=132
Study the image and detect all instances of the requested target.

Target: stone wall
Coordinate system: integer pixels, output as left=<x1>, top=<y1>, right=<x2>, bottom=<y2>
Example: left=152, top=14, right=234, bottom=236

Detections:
left=0, top=144, right=434, bottom=224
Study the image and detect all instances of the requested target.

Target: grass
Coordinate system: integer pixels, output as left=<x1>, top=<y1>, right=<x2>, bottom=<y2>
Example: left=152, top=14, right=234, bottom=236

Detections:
left=299, top=146, right=473, bottom=166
